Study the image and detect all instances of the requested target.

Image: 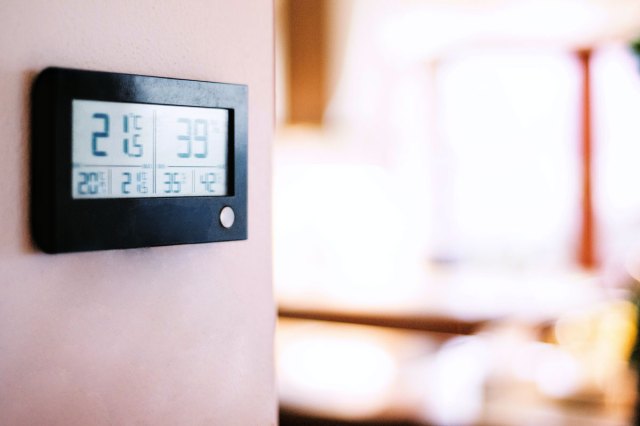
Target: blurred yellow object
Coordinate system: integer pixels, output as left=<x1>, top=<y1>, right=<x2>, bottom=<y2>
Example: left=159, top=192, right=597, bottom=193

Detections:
left=554, top=300, right=638, bottom=407
left=555, top=301, right=637, bottom=366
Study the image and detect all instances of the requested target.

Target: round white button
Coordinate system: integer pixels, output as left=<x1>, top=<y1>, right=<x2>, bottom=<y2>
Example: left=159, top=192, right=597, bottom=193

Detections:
left=219, top=206, right=235, bottom=229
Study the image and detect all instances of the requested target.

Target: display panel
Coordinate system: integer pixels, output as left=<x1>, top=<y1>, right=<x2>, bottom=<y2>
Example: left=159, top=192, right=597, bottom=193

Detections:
left=72, top=100, right=229, bottom=199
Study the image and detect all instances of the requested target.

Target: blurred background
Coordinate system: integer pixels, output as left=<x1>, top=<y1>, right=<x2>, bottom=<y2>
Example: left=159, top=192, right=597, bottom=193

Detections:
left=273, top=1, right=640, bottom=424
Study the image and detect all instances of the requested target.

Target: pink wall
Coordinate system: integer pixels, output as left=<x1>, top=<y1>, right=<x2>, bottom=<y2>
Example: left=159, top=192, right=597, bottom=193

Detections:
left=0, top=1, right=275, bottom=424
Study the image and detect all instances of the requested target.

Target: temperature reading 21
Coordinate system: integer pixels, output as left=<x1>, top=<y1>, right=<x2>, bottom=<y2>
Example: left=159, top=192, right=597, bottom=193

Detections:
left=72, top=100, right=229, bottom=199
left=90, top=113, right=144, bottom=158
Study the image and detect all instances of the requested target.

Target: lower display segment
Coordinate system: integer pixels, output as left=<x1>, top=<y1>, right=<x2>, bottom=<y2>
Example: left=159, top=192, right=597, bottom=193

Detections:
left=72, top=166, right=226, bottom=198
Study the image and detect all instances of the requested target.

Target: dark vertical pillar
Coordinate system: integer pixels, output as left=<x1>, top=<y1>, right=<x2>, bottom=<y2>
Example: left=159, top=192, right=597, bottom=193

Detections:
left=577, top=49, right=597, bottom=269
left=284, top=0, right=327, bottom=125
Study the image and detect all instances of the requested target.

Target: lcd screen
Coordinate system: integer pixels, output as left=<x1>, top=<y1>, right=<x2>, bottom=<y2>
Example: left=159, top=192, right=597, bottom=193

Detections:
left=72, top=100, right=229, bottom=199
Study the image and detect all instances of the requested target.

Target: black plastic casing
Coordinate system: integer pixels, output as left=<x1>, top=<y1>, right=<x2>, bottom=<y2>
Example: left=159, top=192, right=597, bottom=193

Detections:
left=31, top=67, right=248, bottom=253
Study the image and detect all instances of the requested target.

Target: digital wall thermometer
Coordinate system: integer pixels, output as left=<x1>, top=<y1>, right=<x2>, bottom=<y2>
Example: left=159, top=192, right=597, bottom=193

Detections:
left=31, top=67, right=248, bottom=253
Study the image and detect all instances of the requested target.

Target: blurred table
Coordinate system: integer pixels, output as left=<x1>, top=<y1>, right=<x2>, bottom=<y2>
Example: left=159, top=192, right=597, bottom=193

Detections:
left=279, top=305, right=494, bottom=336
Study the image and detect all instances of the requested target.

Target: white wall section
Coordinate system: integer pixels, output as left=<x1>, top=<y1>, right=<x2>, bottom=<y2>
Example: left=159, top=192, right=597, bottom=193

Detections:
left=0, top=1, right=275, bottom=424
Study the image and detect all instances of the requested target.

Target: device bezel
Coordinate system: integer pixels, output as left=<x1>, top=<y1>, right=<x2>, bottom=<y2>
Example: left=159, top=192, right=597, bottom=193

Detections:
left=31, top=67, right=248, bottom=253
